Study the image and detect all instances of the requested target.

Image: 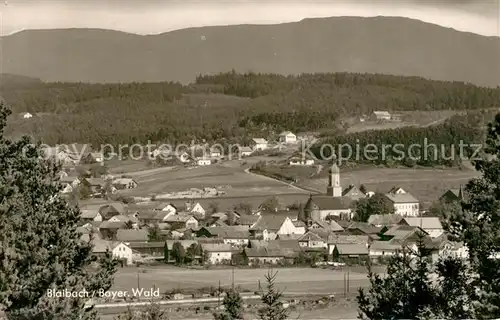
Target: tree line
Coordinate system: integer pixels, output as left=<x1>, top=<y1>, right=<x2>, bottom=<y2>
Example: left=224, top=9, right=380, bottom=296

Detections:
left=2, top=71, right=499, bottom=147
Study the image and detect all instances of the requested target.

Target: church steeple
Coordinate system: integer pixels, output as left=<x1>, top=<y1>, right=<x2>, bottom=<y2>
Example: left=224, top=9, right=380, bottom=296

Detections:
left=326, top=161, right=342, bottom=197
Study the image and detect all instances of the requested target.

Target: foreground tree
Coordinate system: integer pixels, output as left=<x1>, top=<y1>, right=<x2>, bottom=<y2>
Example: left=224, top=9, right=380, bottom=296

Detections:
left=171, top=242, right=186, bottom=264
left=258, top=270, right=288, bottom=320
left=354, top=192, right=394, bottom=222
left=213, top=289, right=244, bottom=320
left=357, top=237, right=472, bottom=319
left=0, top=102, right=117, bottom=319
left=358, top=113, right=500, bottom=319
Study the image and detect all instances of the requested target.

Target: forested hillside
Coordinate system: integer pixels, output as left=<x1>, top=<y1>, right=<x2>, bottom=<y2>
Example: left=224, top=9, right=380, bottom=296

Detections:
left=2, top=72, right=499, bottom=147
left=311, top=112, right=489, bottom=167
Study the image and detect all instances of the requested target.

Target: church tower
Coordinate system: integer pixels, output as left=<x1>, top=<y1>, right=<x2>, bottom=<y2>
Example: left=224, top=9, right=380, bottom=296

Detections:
left=326, top=162, right=342, bottom=197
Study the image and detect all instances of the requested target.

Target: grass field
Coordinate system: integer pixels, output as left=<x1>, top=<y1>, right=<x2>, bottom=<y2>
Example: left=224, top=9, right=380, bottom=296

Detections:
left=297, top=167, right=480, bottom=206
left=113, top=266, right=374, bottom=296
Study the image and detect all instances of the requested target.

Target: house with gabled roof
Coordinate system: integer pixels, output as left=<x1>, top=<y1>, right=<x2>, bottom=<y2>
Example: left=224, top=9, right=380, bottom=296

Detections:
left=440, top=185, right=469, bottom=203
left=278, top=131, right=297, bottom=144
left=112, top=178, right=138, bottom=190
left=333, top=243, right=369, bottom=261
left=164, top=214, right=199, bottom=230
left=116, top=229, right=149, bottom=243
left=385, top=192, right=419, bottom=217
left=239, top=146, right=253, bottom=157
left=250, top=138, right=268, bottom=151
left=98, top=202, right=128, bottom=220
left=249, top=215, right=298, bottom=241
left=90, top=240, right=133, bottom=265
left=80, top=209, right=103, bottom=222
left=298, top=231, right=327, bottom=249
left=342, top=185, right=366, bottom=201
left=201, top=243, right=234, bottom=264
left=399, top=217, right=444, bottom=238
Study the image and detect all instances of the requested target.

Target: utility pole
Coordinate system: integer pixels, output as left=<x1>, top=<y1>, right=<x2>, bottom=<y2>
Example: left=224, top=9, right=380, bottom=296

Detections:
left=231, top=264, right=235, bottom=290
left=218, top=280, right=221, bottom=307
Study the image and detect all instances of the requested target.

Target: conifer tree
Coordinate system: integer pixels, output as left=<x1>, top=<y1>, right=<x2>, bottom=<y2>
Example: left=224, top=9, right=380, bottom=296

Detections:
left=213, top=289, right=244, bottom=320
left=0, top=102, right=117, bottom=319
left=258, top=270, right=288, bottom=320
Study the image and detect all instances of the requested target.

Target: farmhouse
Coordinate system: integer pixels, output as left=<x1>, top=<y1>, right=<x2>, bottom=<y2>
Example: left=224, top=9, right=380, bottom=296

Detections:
left=399, top=217, right=444, bottom=238
left=129, top=242, right=165, bottom=258
left=164, top=214, right=199, bottom=230
left=154, top=203, right=177, bottom=213
left=251, top=138, right=268, bottom=151
left=332, top=244, right=369, bottom=261
left=385, top=192, right=419, bottom=217
left=113, top=178, right=138, bottom=189
left=245, top=240, right=300, bottom=264
left=196, top=226, right=250, bottom=246
left=297, top=231, right=327, bottom=249
left=278, top=131, right=297, bottom=144
left=342, top=185, right=366, bottom=201
left=371, top=111, right=391, bottom=121
left=185, top=201, right=206, bottom=218
left=249, top=215, right=299, bottom=240
left=20, top=112, right=33, bottom=119
left=239, top=146, right=253, bottom=157
left=116, top=229, right=149, bottom=243
left=201, top=243, right=233, bottom=264
left=136, top=210, right=173, bottom=225
left=80, top=209, right=103, bottom=222
left=92, top=240, right=133, bottom=265
left=327, top=234, right=370, bottom=255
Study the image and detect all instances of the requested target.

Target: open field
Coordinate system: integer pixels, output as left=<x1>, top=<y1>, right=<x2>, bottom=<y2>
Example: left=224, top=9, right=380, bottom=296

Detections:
left=345, top=110, right=461, bottom=133
left=112, top=266, right=374, bottom=296
left=297, top=167, right=480, bottom=206
left=110, top=161, right=308, bottom=198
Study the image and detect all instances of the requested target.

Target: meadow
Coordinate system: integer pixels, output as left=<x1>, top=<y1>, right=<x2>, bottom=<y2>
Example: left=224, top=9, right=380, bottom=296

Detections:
left=112, top=266, right=373, bottom=296
left=298, top=167, right=480, bottom=206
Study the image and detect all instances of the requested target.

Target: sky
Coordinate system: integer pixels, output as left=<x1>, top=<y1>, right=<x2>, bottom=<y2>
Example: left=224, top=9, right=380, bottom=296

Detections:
left=0, top=0, right=499, bottom=37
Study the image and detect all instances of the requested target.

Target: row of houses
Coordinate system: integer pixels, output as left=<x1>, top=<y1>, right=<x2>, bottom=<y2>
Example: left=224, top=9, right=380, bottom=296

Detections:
left=88, top=205, right=464, bottom=266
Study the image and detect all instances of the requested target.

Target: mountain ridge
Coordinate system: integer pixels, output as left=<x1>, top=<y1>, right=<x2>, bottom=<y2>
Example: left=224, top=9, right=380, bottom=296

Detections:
left=2, top=16, right=499, bottom=86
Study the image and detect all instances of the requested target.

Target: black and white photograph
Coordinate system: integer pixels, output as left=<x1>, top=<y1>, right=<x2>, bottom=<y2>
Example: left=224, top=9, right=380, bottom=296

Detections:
left=0, top=0, right=499, bottom=319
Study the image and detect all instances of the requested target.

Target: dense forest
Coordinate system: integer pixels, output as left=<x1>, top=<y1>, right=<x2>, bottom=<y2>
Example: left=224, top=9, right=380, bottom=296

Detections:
left=1, top=72, right=499, bottom=148
left=311, top=112, right=487, bottom=167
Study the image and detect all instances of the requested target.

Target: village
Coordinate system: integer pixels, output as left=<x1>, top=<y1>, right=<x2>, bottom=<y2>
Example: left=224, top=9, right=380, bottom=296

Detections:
left=38, top=113, right=472, bottom=278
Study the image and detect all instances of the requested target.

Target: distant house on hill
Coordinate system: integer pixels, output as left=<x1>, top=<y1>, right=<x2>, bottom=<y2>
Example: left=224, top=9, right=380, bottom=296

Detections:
left=250, top=138, right=268, bottom=151
left=371, top=111, right=391, bottom=121
left=288, top=153, right=315, bottom=166
left=20, top=112, right=33, bottom=119
left=278, top=131, right=297, bottom=144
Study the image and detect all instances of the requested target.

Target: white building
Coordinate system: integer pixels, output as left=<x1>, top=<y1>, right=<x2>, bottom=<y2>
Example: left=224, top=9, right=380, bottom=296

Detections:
left=250, top=216, right=301, bottom=241
left=21, top=112, right=33, bottom=119
left=251, top=138, right=268, bottom=151
left=197, top=159, right=211, bottom=166
left=278, top=131, right=297, bottom=144
left=371, top=111, right=391, bottom=121
left=112, top=242, right=133, bottom=265
left=239, top=146, right=253, bottom=157
left=201, top=243, right=233, bottom=264
left=385, top=192, right=420, bottom=217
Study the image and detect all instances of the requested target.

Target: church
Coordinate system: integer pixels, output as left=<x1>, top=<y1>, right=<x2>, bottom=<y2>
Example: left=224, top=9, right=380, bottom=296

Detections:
left=301, top=162, right=356, bottom=224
